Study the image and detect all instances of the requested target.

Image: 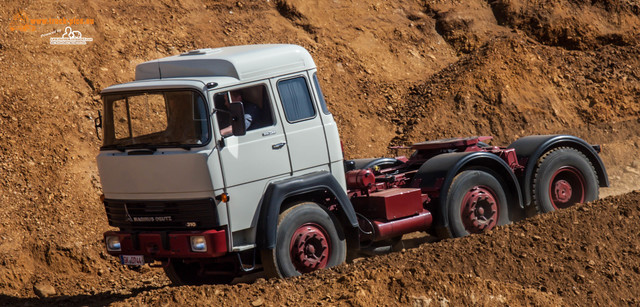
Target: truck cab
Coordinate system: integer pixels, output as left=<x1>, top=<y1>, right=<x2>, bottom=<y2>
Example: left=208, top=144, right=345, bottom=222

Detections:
left=99, top=45, right=346, bottom=283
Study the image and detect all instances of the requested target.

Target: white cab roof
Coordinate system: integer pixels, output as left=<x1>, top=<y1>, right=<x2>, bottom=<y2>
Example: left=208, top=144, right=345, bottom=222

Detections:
left=135, top=44, right=316, bottom=82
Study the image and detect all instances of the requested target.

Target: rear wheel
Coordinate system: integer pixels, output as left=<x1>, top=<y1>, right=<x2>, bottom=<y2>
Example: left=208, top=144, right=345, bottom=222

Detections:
left=443, top=170, right=510, bottom=238
left=261, top=202, right=346, bottom=278
left=163, top=259, right=234, bottom=286
left=532, top=147, right=598, bottom=214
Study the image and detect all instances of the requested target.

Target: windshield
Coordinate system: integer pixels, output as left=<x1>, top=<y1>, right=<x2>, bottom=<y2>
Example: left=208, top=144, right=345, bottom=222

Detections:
left=102, top=90, right=210, bottom=149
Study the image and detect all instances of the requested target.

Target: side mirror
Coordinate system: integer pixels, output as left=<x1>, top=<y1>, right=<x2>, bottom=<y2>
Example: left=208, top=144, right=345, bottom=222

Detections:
left=94, top=110, right=103, bottom=140
left=229, top=102, right=246, bottom=136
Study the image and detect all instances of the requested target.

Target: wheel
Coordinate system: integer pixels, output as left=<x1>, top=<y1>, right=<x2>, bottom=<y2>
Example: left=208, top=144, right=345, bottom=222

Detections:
left=442, top=170, right=510, bottom=238
left=532, top=147, right=598, bottom=213
left=261, top=202, right=346, bottom=278
left=163, top=259, right=234, bottom=286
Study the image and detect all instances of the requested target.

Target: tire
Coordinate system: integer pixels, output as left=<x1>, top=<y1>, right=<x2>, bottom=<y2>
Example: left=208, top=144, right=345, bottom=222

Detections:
left=442, top=170, right=510, bottom=238
left=532, top=147, right=598, bottom=214
left=261, top=202, right=347, bottom=278
left=163, top=259, right=234, bottom=286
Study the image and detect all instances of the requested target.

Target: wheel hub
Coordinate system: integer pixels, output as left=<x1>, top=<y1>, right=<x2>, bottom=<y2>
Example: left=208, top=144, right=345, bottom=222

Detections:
left=290, top=223, right=331, bottom=273
left=460, top=186, right=499, bottom=233
left=549, top=167, right=585, bottom=209
left=553, top=180, right=572, bottom=203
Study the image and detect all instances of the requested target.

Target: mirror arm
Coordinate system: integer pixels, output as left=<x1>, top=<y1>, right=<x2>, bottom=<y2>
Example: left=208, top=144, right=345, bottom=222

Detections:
left=94, top=110, right=103, bottom=140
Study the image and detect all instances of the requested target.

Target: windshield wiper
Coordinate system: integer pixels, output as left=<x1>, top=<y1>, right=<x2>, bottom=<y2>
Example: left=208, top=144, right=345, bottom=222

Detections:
left=155, top=141, right=192, bottom=150
left=103, top=142, right=193, bottom=151
left=126, top=143, right=158, bottom=151
left=100, top=144, right=127, bottom=152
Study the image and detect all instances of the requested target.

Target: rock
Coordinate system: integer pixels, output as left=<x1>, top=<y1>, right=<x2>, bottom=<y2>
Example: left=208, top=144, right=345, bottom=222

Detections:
left=251, top=297, right=264, bottom=306
left=411, top=295, right=433, bottom=307
left=623, top=166, right=640, bottom=175
left=438, top=296, right=450, bottom=307
left=33, top=281, right=56, bottom=298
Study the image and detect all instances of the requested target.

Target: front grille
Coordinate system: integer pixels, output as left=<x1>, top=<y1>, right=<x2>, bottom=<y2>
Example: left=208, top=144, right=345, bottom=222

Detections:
left=104, top=198, right=219, bottom=231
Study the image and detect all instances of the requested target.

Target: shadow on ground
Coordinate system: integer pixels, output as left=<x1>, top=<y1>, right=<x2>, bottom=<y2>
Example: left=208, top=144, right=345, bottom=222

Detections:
left=0, top=285, right=165, bottom=307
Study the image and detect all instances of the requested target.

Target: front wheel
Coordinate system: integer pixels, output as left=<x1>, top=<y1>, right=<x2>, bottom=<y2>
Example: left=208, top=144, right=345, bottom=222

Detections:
left=442, top=170, right=510, bottom=238
left=261, top=202, right=346, bottom=278
left=532, top=147, right=599, bottom=214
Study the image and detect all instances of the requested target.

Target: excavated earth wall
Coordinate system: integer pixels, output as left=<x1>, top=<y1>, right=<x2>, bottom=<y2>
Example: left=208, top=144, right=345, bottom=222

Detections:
left=1, top=0, right=639, bottom=305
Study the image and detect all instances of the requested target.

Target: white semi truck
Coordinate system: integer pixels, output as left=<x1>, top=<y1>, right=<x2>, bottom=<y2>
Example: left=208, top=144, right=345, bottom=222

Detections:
left=96, top=44, right=608, bottom=284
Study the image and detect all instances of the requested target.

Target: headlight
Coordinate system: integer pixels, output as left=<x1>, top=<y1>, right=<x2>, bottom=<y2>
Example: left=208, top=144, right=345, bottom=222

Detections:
left=190, top=236, right=207, bottom=252
left=106, top=236, right=121, bottom=251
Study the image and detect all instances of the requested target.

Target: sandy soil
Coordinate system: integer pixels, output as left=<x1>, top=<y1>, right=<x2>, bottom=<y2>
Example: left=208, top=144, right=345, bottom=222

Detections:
left=1, top=0, right=639, bottom=305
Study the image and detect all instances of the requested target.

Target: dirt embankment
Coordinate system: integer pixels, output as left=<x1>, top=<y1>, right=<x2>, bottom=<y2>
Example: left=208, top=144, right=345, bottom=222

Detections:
left=1, top=0, right=640, bottom=305
left=6, top=192, right=640, bottom=306
left=115, top=192, right=640, bottom=306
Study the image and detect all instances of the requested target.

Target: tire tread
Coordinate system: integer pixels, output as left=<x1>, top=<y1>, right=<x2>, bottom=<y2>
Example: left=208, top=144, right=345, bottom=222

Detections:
left=530, top=147, right=599, bottom=215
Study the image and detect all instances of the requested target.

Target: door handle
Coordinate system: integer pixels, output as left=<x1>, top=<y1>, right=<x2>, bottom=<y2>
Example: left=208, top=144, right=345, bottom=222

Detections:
left=272, top=142, right=286, bottom=150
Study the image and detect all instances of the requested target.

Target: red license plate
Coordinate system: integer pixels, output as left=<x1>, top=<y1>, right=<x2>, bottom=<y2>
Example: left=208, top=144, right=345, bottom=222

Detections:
left=120, top=255, right=145, bottom=266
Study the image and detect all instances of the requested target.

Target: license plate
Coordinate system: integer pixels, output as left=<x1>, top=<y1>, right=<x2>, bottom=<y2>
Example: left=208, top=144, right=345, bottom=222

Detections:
left=120, top=255, right=145, bottom=266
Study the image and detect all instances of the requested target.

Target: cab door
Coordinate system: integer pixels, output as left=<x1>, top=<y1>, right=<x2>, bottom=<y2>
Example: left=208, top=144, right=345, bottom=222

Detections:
left=212, top=82, right=291, bottom=246
left=270, top=74, right=330, bottom=174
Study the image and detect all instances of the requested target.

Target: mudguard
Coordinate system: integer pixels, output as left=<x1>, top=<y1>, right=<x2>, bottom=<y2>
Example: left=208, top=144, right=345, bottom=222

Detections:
left=256, top=171, right=359, bottom=250
left=508, top=135, right=609, bottom=206
left=411, top=151, right=523, bottom=230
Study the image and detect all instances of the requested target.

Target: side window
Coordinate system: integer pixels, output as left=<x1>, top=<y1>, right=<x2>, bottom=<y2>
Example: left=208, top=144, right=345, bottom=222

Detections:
left=277, top=77, right=316, bottom=122
left=312, top=73, right=331, bottom=115
left=214, top=84, right=275, bottom=135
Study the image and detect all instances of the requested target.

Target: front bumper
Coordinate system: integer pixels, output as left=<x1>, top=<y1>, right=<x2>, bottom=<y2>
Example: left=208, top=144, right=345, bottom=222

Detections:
left=104, top=229, right=228, bottom=259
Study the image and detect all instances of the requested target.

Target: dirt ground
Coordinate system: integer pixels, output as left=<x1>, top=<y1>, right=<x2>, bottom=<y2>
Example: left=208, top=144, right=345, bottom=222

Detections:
left=1, top=0, right=640, bottom=306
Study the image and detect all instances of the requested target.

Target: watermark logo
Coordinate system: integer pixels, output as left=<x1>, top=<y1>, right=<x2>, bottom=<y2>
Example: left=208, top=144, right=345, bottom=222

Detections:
left=9, top=10, right=95, bottom=45
left=9, top=11, right=95, bottom=32
left=49, top=26, right=93, bottom=45
left=9, top=11, right=35, bottom=32
left=41, top=29, right=61, bottom=38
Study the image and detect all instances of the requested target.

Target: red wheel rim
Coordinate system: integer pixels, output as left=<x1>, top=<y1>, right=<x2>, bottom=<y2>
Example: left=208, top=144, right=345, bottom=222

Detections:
left=289, top=223, right=331, bottom=273
left=548, top=166, right=585, bottom=209
left=460, top=186, right=499, bottom=233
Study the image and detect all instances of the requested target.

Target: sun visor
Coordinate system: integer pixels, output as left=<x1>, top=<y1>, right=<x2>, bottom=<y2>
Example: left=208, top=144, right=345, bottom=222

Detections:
left=135, top=60, right=161, bottom=80
left=135, top=58, right=239, bottom=81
